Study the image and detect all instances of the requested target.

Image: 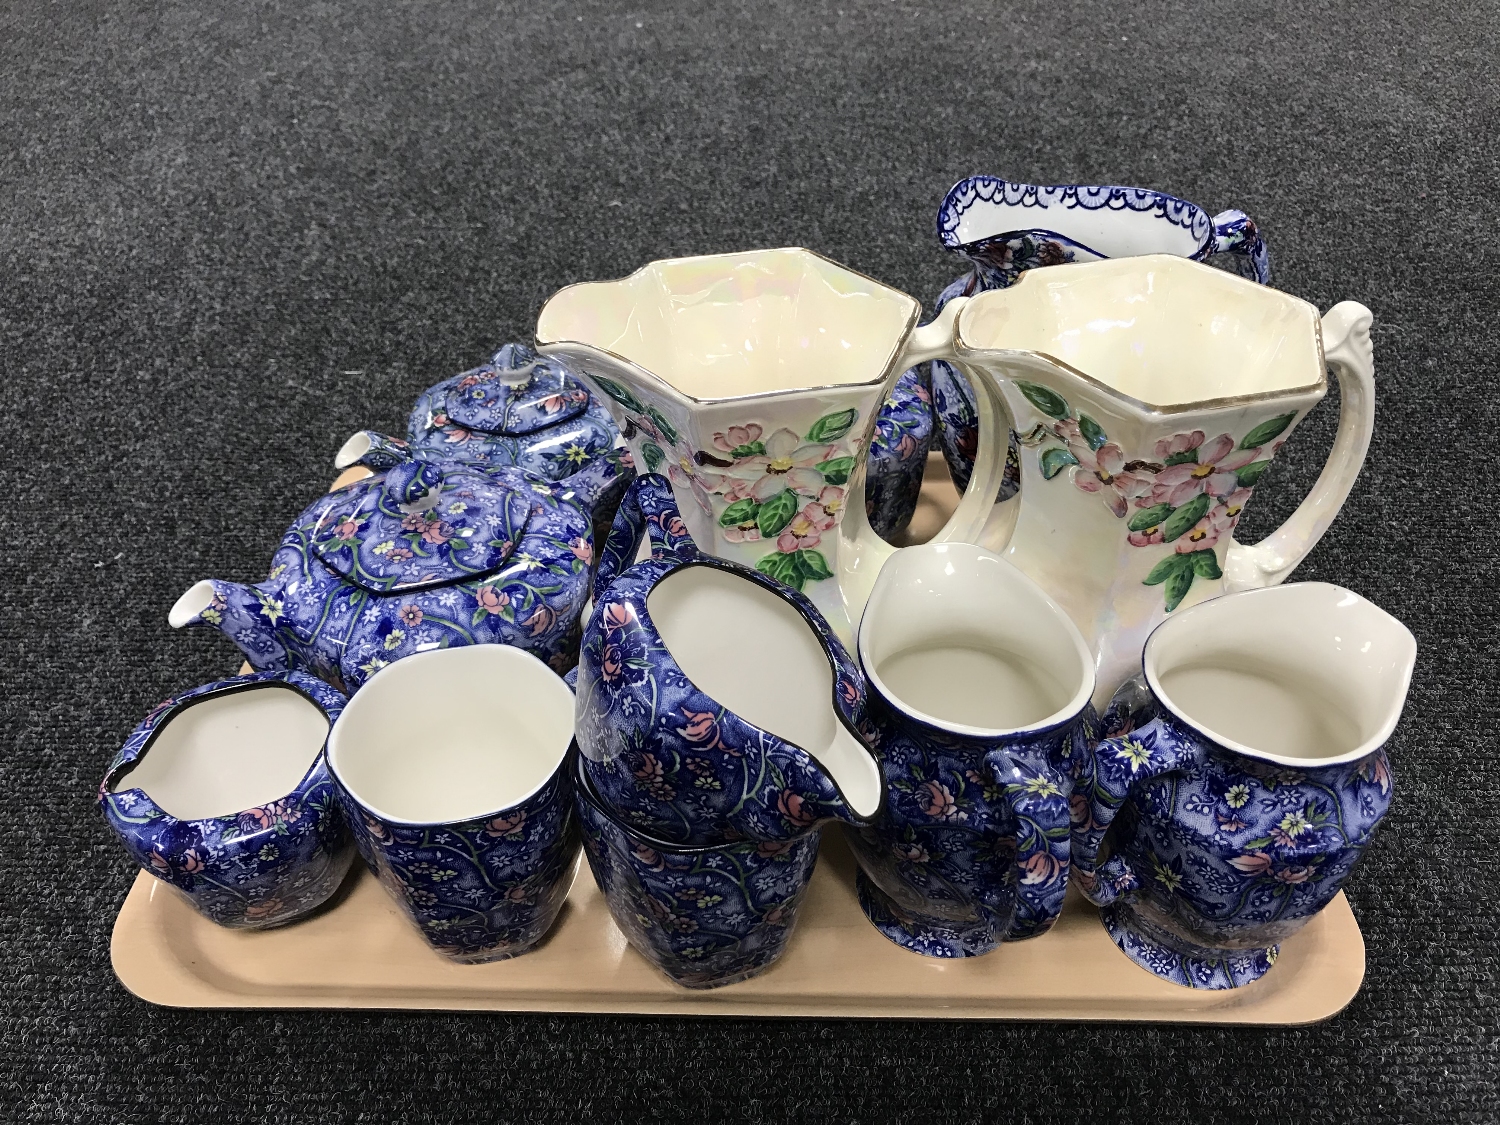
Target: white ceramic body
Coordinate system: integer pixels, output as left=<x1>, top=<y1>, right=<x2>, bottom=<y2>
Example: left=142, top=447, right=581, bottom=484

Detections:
left=535, top=247, right=1013, bottom=643
left=953, top=256, right=1377, bottom=707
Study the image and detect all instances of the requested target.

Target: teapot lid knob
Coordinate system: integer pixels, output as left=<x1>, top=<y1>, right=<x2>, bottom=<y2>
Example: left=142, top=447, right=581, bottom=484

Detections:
left=383, top=459, right=444, bottom=507
left=489, top=342, right=540, bottom=387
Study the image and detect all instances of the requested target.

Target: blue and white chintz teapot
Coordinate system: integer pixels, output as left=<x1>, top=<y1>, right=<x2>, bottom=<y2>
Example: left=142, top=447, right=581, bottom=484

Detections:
left=169, top=434, right=628, bottom=692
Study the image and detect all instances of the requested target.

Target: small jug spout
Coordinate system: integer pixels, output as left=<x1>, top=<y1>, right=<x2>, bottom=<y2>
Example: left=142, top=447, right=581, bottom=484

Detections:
left=169, top=579, right=291, bottom=672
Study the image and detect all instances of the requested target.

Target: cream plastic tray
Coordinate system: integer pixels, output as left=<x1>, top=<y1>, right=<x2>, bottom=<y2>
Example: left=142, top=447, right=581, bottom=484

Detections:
left=109, top=455, right=1366, bottom=1021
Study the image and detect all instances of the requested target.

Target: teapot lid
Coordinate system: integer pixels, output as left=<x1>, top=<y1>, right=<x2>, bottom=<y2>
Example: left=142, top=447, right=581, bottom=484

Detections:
left=441, top=344, right=590, bottom=437
left=307, top=458, right=532, bottom=594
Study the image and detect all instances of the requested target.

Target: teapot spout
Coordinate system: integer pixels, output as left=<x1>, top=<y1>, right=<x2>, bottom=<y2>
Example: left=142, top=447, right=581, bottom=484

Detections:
left=168, top=579, right=291, bottom=672
left=334, top=431, right=413, bottom=473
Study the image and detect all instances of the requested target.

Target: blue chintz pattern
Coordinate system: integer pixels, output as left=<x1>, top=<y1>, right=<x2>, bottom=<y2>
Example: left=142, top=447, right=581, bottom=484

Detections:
left=99, top=671, right=353, bottom=929
left=1072, top=685, right=1394, bottom=989
left=847, top=688, right=1097, bottom=957
left=865, top=365, right=936, bottom=541
left=929, top=176, right=1271, bottom=500
left=333, top=758, right=578, bottom=963
left=575, top=758, right=820, bottom=989
left=576, top=475, right=883, bottom=845
left=178, top=441, right=614, bottom=692
left=407, top=343, right=623, bottom=483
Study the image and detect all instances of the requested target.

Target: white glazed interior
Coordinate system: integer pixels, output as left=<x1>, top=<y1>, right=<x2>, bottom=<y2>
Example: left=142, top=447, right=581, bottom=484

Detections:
left=952, top=194, right=1205, bottom=259
left=858, top=543, right=1095, bottom=735
left=646, top=564, right=882, bottom=817
left=168, top=580, right=219, bottom=629
left=333, top=431, right=373, bottom=470
left=327, top=646, right=574, bottom=824
left=535, top=248, right=919, bottom=402
left=958, top=256, right=1324, bottom=408
left=1144, top=582, right=1417, bottom=766
left=114, top=684, right=329, bottom=821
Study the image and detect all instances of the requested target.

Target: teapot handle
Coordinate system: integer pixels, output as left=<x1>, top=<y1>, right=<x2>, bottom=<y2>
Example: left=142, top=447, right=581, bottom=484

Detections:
left=1224, top=302, right=1375, bottom=591
left=592, top=473, right=699, bottom=602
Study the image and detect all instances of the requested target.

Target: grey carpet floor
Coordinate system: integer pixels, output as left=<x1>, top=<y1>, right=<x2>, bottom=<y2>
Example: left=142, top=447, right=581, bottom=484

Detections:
left=3, top=1, right=1497, bottom=1121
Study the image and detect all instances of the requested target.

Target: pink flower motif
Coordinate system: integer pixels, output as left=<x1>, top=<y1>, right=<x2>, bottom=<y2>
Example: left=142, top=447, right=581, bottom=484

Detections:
left=756, top=839, right=795, bottom=859
left=722, top=523, right=761, bottom=544
left=398, top=604, right=423, bottom=627
left=712, top=428, right=833, bottom=502
left=916, top=781, right=963, bottom=821
left=895, top=433, right=918, bottom=460
left=894, top=841, right=930, bottom=864
left=1275, top=865, right=1314, bottom=884
left=712, top=423, right=764, bottom=453
left=506, top=885, right=532, bottom=902
left=676, top=708, right=724, bottom=749
left=523, top=605, right=555, bottom=636
left=817, top=485, right=845, bottom=516
left=1154, top=430, right=1206, bottom=461
left=1218, top=487, right=1252, bottom=522
left=1070, top=442, right=1155, bottom=518
left=1020, top=851, right=1065, bottom=885
left=244, top=898, right=284, bottom=920
left=443, top=428, right=474, bottom=444
left=485, top=811, right=526, bottom=837
left=431, top=411, right=450, bottom=426
left=569, top=537, right=593, bottom=565
left=181, top=849, right=205, bottom=874
left=777, top=789, right=818, bottom=828
left=401, top=513, right=429, bottom=532
left=1149, top=434, right=1260, bottom=507
left=915, top=384, right=930, bottom=403
left=1228, top=853, right=1273, bottom=876
left=1175, top=503, right=1238, bottom=554
left=457, top=374, right=482, bottom=390
left=147, top=850, right=170, bottom=872
left=633, top=844, right=664, bottom=869
left=475, top=586, right=510, bottom=615
left=420, top=521, right=452, bottom=546
left=775, top=501, right=836, bottom=553
left=334, top=519, right=359, bottom=540
left=238, top=807, right=274, bottom=832
left=602, top=602, right=634, bottom=633
left=387, top=547, right=413, bottom=561
left=539, top=394, right=566, bottom=414
left=837, top=678, right=860, bottom=708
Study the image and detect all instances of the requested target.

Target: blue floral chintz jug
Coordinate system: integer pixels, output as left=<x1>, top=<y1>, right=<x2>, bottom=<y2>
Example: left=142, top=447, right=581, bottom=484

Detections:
left=574, top=474, right=885, bottom=845
left=1072, top=583, right=1415, bottom=989
left=846, top=542, right=1098, bottom=957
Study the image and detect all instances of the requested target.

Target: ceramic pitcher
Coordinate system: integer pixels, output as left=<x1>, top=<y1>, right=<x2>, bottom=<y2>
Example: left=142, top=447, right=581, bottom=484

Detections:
left=928, top=175, right=1271, bottom=500
left=953, top=255, right=1376, bottom=708
left=533, top=247, right=1014, bottom=643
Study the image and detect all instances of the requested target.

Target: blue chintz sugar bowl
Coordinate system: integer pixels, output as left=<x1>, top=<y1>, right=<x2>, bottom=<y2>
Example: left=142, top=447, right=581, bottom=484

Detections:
left=1072, top=583, right=1416, bottom=989
left=99, top=671, right=353, bottom=929
left=574, top=750, right=821, bottom=989
left=574, top=474, right=885, bottom=845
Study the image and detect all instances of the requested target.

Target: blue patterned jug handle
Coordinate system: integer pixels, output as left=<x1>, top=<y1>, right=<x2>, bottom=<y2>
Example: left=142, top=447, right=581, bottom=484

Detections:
left=1209, top=209, right=1271, bottom=285
left=1070, top=714, right=1205, bottom=908
left=592, top=472, right=699, bottom=602
left=984, top=743, right=1074, bottom=940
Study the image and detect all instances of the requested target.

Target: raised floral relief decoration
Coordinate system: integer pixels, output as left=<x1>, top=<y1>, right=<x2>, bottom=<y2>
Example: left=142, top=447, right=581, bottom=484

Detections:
left=587, top=373, right=860, bottom=593
left=1014, top=381, right=1293, bottom=611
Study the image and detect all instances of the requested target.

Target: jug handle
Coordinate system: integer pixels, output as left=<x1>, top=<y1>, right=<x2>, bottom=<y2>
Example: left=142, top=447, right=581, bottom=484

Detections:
left=840, top=297, right=1016, bottom=619
left=984, top=744, right=1074, bottom=940
left=1224, top=302, right=1375, bottom=591
left=1209, top=209, right=1271, bottom=285
left=592, top=473, right=699, bottom=602
left=1070, top=715, right=1204, bottom=908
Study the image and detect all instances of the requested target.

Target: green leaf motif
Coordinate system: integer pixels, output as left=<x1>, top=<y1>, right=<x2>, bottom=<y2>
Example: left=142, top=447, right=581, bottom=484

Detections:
left=1235, top=459, right=1272, bottom=488
left=730, top=441, right=766, bottom=458
left=1189, top=550, right=1223, bottom=579
left=645, top=406, right=680, bottom=447
left=1238, top=412, right=1296, bottom=451
left=1077, top=414, right=1108, bottom=450
left=592, top=376, right=644, bottom=414
left=756, top=489, right=799, bottom=537
left=1039, top=447, right=1080, bottom=480
left=641, top=441, right=665, bottom=473
left=794, top=549, right=834, bottom=582
left=816, top=456, right=857, bottom=485
left=756, top=552, right=803, bottom=590
left=1143, top=554, right=1192, bottom=586
left=1127, top=503, right=1174, bottom=532
left=1163, top=449, right=1199, bottom=467
left=805, top=408, right=858, bottom=444
left=1163, top=564, right=1196, bottom=612
left=1161, top=493, right=1210, bottom=542
left=718, top=497, right=760, bottom=528
left=1015, top=380, right=1070, bottom=419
